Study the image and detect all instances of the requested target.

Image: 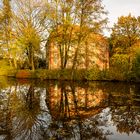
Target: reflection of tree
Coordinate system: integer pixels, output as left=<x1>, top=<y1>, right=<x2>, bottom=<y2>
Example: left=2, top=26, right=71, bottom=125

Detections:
left=105, top=83, right=140, bottom=135
left=46, top=81, right=140, bottom=139
left=59, top=83, right=71, bottom=120
left=0, top=81, right=50, bottom=140
left=46, top=81, right=110, bottom=140
left=110, top=100, right=140, bottom=135
left=10, top=85, right=41, bottom=139
left=0, top=84, right=15, bottom=140
left=1, top=79, right=140, bottom=140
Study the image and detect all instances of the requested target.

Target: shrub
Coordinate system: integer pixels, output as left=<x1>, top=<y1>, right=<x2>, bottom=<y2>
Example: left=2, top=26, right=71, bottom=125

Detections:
left=16, top=70, right=33, bottom=78
left=72, top=69, right=86, bottom=80
left=85, top=67, right=101, bottom=80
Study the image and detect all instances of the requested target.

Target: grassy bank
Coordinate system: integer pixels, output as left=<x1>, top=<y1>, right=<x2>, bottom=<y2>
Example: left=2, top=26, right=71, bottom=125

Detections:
left=1, top=67, right=138, bottom=82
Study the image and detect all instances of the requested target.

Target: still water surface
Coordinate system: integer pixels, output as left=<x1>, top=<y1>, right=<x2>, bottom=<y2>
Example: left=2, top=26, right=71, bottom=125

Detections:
left=0, top=77, right=140, bottom=140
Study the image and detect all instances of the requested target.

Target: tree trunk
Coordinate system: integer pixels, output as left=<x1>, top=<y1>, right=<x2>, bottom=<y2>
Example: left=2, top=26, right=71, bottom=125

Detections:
left=45, top=39, right=50, bottom=69
left=28, top=43, right=35, bottom=71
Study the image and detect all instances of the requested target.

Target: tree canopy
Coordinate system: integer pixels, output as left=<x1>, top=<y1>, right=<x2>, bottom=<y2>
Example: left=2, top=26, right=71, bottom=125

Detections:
left=110, top=14, right=140, bottom=56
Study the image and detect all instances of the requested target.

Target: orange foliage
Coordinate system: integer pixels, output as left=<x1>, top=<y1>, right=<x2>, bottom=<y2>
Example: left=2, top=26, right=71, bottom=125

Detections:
left=16, top=70, right=32, bottom=78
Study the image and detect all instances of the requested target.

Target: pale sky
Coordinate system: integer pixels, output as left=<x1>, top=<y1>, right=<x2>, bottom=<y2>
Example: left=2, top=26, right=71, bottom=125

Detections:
left=103, top=0, right=140, bottom=35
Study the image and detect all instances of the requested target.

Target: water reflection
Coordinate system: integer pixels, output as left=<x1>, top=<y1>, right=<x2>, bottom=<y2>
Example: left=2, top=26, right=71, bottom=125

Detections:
left=0, top=78, right=140, bottom=140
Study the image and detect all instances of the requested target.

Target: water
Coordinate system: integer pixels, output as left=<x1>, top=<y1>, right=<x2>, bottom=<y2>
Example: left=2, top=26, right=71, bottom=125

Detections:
left=0, top=77, right=140, bottom=140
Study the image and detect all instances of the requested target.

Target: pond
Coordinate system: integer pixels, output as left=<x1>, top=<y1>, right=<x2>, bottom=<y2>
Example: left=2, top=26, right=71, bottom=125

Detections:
left=0, top=76, right=140, bottom=140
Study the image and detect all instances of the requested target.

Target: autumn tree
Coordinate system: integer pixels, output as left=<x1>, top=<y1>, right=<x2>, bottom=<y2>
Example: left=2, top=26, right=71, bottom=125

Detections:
left=110, top=14, right=140, bottom=56
left=0, top=9, right=3, bottom=47
left=71, top=0, right=107, bottom=70
left=0, top=0, right=14, bottom=66
left=45, top=0, right=78, bottom=69
left=109, top=14, right=140, bottom=79
left=13, top=0, right=49, bottom=70
left=46, top=0, right=107, bottom=70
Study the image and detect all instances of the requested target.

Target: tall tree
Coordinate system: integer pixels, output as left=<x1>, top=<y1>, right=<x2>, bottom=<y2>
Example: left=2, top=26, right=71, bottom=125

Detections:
left=0, top=0, right=13, bottom=66
left=46, top=0, right=107, bottom=70
left=45, top=0, right=78, bottom=69
left=110, top=14, right=140, bottom=56
left=13, top=0, right=48, bottom=70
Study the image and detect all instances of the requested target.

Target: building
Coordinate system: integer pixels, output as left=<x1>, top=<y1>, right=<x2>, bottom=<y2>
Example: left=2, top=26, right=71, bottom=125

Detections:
left=46, top=25, right=109, bottom=70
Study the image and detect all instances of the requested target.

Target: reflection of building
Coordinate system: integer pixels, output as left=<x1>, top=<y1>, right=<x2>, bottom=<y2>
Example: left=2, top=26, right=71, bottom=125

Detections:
left=47, top=25, right=109, bottom=70
left=48, top=85, right=108, bottom=119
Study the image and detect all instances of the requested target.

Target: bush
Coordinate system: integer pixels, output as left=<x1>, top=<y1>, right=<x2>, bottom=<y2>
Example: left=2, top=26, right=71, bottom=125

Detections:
left=85, top=67, right=101, bottom=80
left=34, top=69, right=86, bottom=80
left=16, top=70, right=34, bottom=78
left=34, top=69, right=60, bottom=80
left=72, top=69, right=86, bottom=80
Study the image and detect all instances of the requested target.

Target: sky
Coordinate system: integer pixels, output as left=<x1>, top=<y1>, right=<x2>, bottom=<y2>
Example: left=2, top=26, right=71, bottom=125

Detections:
left=103, top=0, right=140, bottom=35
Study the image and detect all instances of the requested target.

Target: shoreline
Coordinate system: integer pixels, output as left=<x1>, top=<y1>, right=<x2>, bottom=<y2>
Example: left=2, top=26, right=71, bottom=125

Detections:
left=1, top=69, right=138, bottom=83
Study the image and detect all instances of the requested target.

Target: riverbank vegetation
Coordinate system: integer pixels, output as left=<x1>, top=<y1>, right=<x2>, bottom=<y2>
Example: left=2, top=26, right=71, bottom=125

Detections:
left=0, top=0, right=140, bottom=81
left=0, top=67, right=139, bottom=82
